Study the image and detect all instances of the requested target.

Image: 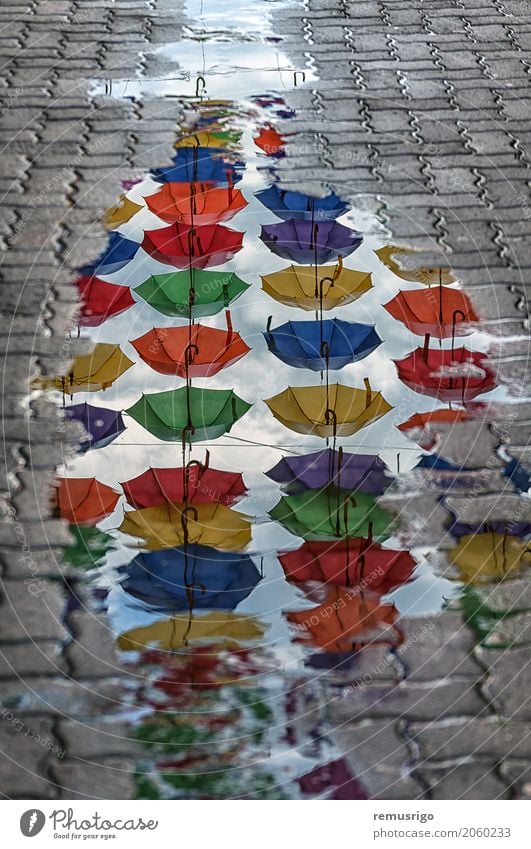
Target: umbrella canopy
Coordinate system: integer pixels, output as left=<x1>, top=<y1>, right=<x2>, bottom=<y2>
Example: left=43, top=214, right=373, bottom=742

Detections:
left=64, top=403, right=126, bottom=453
left=142, top=222, right=243, bottom=269
left=34, top=343, right=134, bottom=395
left=135, top=270, right=249, bottom=318
left=384, top=287, right=478, bottom=338
left=375, top=246, right=455, bottom=285
left=126, top=387, right=252, bottom=442
left=118, top=545, right=260, bottom=611
left=395, top=347, right=497, bottom=402
left=131, top=315, right=249, bottom=378
left=117, top=612, right=264, bottom=651
left=174, top=130, right=241, bottom=149
left=79, top=232, right=140, bottom=275
left=119, top=501, right=252, bottom=551
left=280, top=539, right=415, bottom=591
left=62, top=524, right=116, bottom=569
left=254, top=126, right=285, bottom=156
left=298, top=758, right=367, bottom=800
left=266, top=449, right=391, bottom=495
left=52, top=477, right=120, bottom=525
left=260, top=220, right=362, bottom=264
left=398, top=408, right=477, bottom=450
left=145, top=183, right=247, bottom=226
left=449, top=533, right=531, bottom=583
left=255, top=187, right=349, bottom=221
left=264, top=318, right=381, bottom=370
left=262, top=263, right=372, bottom=310
left=151, top=148, right=243, bottom=185
left=269, top=488, right=392, bottom=540
left=75, top=276, right=135, bottom=327
left=265, top=382, right=393, bottom=438
left=121, top=462, right=247, bottom=509
left=104, top=195, right=143, bottom=229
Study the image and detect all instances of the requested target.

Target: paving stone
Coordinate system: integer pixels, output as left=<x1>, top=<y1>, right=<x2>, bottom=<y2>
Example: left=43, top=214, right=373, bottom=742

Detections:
left=395, top=612, right=482, bottom=680
left=408, top=717, right=531, bottom=761
left=0, top=578, right=67, bottom=641
left=418, top=762, right=510, bottom=799
left=52, top=757, right=137, bottom=799
left=0, top=714, right=60, bottom=798
left=0, top=639, right=66, bottom=677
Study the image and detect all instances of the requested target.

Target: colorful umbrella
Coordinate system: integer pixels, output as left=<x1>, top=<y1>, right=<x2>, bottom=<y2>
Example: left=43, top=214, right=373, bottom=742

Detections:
left=449, top=533, right=531, bottom=583
left=151, top=148, right=243, bottom=185
left=264, top=318, right=381, bottom=370
left=52, top=477, right=120, bottom=525
left=117, top=612, right=264, bottom=651
left=104, top=195, right=143, bottom=229
left=254, top=126, right=285, bottom=156
left=64, top=403, right=126, bottom=453
left=262, top=262, right=372, bottom=310
left=126, top=387, right=251, bottom=442
left=174, top=130, right=241, bottom=149
left=260, top=220, right=362, bottom=264
left=266, top=449, right=391, bottom=495
left=384, top=287, right=478, bottom=338
left=75, top=276, right=135, bottom=327
left=118, top=545, right=260, bottom=611
left=375, top=246, right=455, bottom=285
left=142, top=223, right=243, bottom=269
left=269, top=488, right=392, bottom=540
left=265, top=382, right=393, bottom=438
left=121, top=460, right=247, bottom=509
left=135, top=270, right=249, bottom=318
left=298, top=759, right=368, bottom=800
left=62, top=524, right=116, bottom=569
left=131, top=314, right=249, bottom=378
left=145, top=183, right=247, bottom=226
left=279, top=539, right=415, bottom=591
left=79, top=232, right=139, bottom=275
left=398, top=408, right=478, bottom=450
left=33, top=343, right=134, bottom=395
left=255, top=187, right=348, bottom=221
left=395, top=346, right=497, bottom=402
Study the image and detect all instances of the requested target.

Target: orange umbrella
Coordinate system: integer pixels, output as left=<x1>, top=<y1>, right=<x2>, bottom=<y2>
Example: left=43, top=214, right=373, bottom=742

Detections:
left=254, top=126, right=285, bottom=155
left=130, top=312, right=249, bottom=378
left=53, top=477, right=120, bottom=525
left=384, top=287, right=478, bottom=338
left=144, top=182, right=247, bottom=226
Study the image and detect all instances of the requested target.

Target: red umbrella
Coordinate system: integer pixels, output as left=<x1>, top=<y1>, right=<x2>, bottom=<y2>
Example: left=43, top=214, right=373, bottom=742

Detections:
left=75, top=276, right=135, bottom=327
left=145, top=182, right=247, bottom=226
left=254, top=126, right=285, bottom=155
left=130, top=312, right=249, bottom=377
left=142, top=223, right=243, bottom=269
left=395, top=344, right=497, bottom=402
left=52, top=477, right=120, bottom=525
left=384, top=287, right=478, bottom=338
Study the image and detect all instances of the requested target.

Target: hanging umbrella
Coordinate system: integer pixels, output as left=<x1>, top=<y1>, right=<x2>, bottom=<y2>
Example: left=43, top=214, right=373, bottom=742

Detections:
left=375, top=246, right=455, bottom=285
left=395, top=346, right=497, bottom=402
left=266, top=448, right=391, bottom=495
left=174, top=130, right=241, bottom=149
left=117, top=612, right=265, bottom=651
left=131, top=314, right=249, bottom=378
left=151, top=148, right=243, bottom=185
left=117, top=545, right=260, bottom=611
left=119, top=501, right=252, bottom=551
left=269, top=488, right=393, bottom=540
left=52, top=477, right=120, bottom=525
left=121, top=459, right=247, bottom=509
left=126, top=387, right=252, bottom=442
left=33, top=343, right=134, bottom=395
left=449, top=533, right=531, bottom=583
left=265, top=381, right=393, bottom=438
left=384, top=287, right=478, bottom=338
left=64, top=403, right=126, bottom=453
left=104, top=195, right=143, bottom=229
left=280, top=539, right=415, bottom=591
left=79, top=232, right=140, bottom=275
left=254, top=126, right=285, bottom=156
left=263, top=318, right=381, bottom=370
left=260, top=220, right=362, bottom=264
left=255, top=187, right=349, bottom=221
left=62, top=524, right=116, bottom=569
left=144, top=183, right=247, bottom=226
left=142, top=222, right=243, bottom=269
left=135, top=270, right=249, bottom=318
left=262, top=262, right=372, bottom=310
left=75, top=276, right=135, bottom=327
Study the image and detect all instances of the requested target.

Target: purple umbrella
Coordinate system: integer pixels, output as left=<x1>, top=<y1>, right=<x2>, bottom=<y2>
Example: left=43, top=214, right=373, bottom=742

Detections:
left=266, top=448, right=391, bottom=495
left=64, top=403, right=126, bottom=453
left=260, top=220, right=363, bottom=264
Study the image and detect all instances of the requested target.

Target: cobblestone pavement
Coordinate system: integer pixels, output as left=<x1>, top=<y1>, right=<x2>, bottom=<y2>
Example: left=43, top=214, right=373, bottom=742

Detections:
left=0, top=0, right=530, bottom=799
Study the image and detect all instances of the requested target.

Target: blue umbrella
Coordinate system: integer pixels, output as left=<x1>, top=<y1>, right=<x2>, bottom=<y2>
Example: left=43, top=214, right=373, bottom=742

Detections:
left=151, top=147, right=243, bottom=185
left=255, top=186, right=349, bottom=221
left=260, top=220, right=362, bottom=264
left=79, top=232, right=139, bottom=275
left=264, top=318, right=381, bottom=370
left=64, top=403, right=126, bottom=453
left=117, top=545, right=261, bottom=612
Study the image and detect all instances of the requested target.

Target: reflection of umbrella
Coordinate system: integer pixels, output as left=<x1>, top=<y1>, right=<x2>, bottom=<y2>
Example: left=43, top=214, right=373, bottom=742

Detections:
left=53, top=477, right=120, bottom=525
left=121, top=462, right=246, bottom=509
left=264, top=318, right=381, bottom=370
left=395, top=347, right=496, bottom=402
left=151, top=148, right=243, bottom=185
left=280, top=539, right=415, bottom=591
left=62, top=524, right=116, bottom=569
left=398, top=408, right=476, bottom=450
left=118, top=545, right=260, bottom=611
left=75, top=276, right=135, bottom=327
left=64, top=403, right=126, bottom=453
left=142, top=223, right=243, bottom=269
left=384, top=287, right=478, bottom=338
left=265, top=382, right=392, bottom=437
left=120, top=502, right=252, bottom=551
left=79, top=232, right=139, bottom=275
left=34, top=343, right=134, bottom=395
left=262, top=262, right=372, bottom=310
left=174, top=130, right=241, bottom=149
left=145, top=183, right=247, bottom=225
left=375, top=246, right=454, bottom=285
left=260, top=221, right=362, bottom=264
left=135, top=270, right=249, bottom=318
left=270, top=488, right=392, bottom=540
left=126, top=387, right=251, bottom=442
left=104, top=195, right=143, bottom=229
left=254, top=126, right=285, bottom=155
left=117, top=612, right=264, bottom=651
left=298, top=759, right=367, bottom=800
left=449, top=533, right=531, bottom=583
left=255, top=187, right=348, bottom=221
left=131, top=315, right=249, bottom=377
left=266, top=449, right=390, bottom=495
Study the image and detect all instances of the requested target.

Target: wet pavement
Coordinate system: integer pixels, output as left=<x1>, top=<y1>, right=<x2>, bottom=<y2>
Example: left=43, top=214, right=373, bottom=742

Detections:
left=0, top=0, right=530, bottom=800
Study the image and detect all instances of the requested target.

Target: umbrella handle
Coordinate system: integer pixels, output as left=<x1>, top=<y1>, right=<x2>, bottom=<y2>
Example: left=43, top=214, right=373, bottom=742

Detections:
left=320, top=340, right=330, bottom=365
left=334, top=256, right=343, bottom=279
left=186, top=449, right=210, bottom=479
left=422, top=333, right=431, bottom=363
left=181, top=505, right=198, bottom=528
left=363, top=377, right=372, bottom=408
left=225, top=310, right=233, bottom=333
left=451, top=309, right=467, bottom=353
left=325, top=407, right=337, bottom=436
left=266, top=315, right=273, bottom=332
left=195, top=75, right=206, bottom=97
left=182, top=424, right=196, bottom=451
left=185, top=343, right=199, bottom=365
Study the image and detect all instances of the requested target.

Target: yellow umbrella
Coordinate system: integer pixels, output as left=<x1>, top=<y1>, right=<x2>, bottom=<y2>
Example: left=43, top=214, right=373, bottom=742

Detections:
left=104, top=195, right=143, bottom=229
left=375, top=246, right=455, bottom=285
left=261, top=260, right=372, bottom=311
left=119, top=501, right=252, bottom=551
left=174, top=130, right=239, bottom=149
left=449, top=533, right=531, bottom=584
left=33, top=343, right=134, bottom=395
left=265, top=380, right=393, bottom=438
left=117, top=612, right=265, bottom=651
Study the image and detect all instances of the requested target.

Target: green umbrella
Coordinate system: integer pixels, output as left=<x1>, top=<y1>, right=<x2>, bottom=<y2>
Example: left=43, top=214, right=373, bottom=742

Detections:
left=269, top=487, right=392, bottom=540
left=62, top=524, right=116, bottom=569
left=134, top=270, right=250, bottom=318
left=126, top=387, right=252, bottom=442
